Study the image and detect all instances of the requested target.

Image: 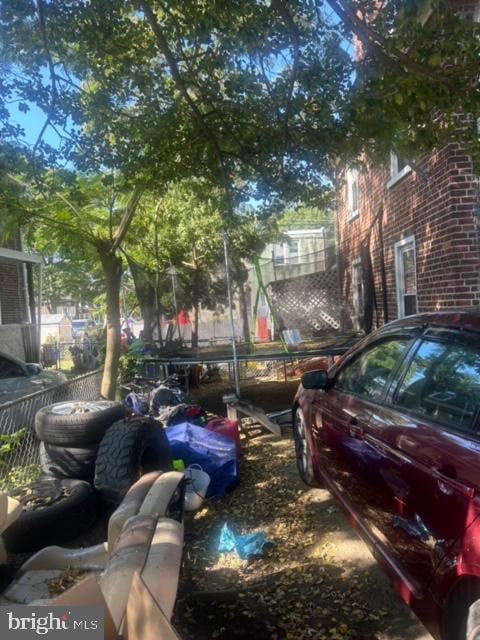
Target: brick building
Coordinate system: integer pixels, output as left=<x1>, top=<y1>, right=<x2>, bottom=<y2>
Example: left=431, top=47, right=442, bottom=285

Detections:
left=337, top=0, right=480, bottom=332
left=0, top=232, right=40, bottom=360
left=0, top=232, right=30, bottom=325
left=337, top=145, right=480, bottom=332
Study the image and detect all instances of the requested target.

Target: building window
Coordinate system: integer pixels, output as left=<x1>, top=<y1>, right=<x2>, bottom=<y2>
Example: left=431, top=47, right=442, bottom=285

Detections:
left=286, top=239, right=299, bottom=264
left=387, top=152, right=412, bottom=188
left=273, top=240, right=300, bottom=265
left=346, top=168, right=359, bottom=220
left=395, top=236, right=417, bottom=318
left=352, top=258, right=364, bottom=330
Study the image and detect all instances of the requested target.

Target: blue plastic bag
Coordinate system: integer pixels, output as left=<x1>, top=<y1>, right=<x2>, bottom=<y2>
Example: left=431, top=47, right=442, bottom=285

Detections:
left=218, top=523, right=273, bottom=559
left=165, top=422, right=238, bottom=499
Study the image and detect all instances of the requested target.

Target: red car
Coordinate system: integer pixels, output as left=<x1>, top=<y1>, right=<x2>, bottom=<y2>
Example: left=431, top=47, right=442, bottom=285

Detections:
left=293, top=311, right=480, bottom=640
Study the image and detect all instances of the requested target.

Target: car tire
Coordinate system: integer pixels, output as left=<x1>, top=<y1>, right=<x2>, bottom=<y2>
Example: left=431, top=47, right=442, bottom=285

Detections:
left=35, top=401, right=125, bottom=446
left=141, top=423, right=173, bottom=474
left=293, top=407, right=320, bottom=487
left=2, top=479, right=97, bottom=553
left=94, top=418, right=170, bottom=506
left=467, top=598, right=480, bottom=640
left=39, top=442, right=98, bottom=481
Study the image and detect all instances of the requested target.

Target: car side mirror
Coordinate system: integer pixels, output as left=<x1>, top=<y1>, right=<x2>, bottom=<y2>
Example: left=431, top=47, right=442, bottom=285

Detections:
left=26, top=363, right=41, bottom=375
left=301, top=370, right=329, bottom=390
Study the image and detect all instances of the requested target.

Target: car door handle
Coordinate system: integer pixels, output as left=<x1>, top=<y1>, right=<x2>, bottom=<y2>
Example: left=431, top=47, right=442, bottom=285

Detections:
left=433, top=466, right=475, bottom=499
left=349, top=419, right=364, bottom=439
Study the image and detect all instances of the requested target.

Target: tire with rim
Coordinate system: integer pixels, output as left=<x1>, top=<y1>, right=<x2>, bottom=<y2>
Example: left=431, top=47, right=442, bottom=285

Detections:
left=35, top=400, right=125, bottom=446
left=39, top=442, right=98, bottom=481
left=444, top=582, right=480, bottom=640
left=468, top=599, right=480, bottom=640
left=94, top=418, right=170, bottom=506
left=2, top=478, right=97, bottom=553
left=293, top=406, right=320, bottom=487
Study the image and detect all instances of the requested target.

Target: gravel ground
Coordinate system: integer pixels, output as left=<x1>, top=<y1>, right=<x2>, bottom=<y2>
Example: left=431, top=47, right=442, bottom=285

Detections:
left=174, top=425, right=433, bottom=640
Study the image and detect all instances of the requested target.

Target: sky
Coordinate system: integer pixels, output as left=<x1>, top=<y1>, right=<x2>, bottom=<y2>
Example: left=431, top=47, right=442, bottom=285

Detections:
left=9, top=100, right=63, bottom=149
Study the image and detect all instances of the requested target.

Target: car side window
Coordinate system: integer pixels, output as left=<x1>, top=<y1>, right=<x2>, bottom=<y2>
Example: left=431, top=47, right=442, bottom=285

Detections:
left=395, top=339, right=480, bottom=432
left=0, top=356, right=26, bottom=379
left=335, top=338, right=412, bottom=401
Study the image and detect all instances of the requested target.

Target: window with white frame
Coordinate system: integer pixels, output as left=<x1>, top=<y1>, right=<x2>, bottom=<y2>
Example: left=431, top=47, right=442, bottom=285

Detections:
left=273, top=239, right=300, bottom=265
left=346, top=168, right=359, bottom=220
left=387, top=152, right=412, bottom=188
left=352, top=259, right=364, bottom=326
left=395, top=236, right=417, bottom=318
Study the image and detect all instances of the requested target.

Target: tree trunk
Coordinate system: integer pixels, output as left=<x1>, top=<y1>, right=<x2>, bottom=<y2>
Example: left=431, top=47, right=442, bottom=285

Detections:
left=191, top=268, right=200, bottom=349
left=126, top=257, right=156, bottom=342
left=192, top=302, right=199, bottom=349
left=237, top=280, right=250, bottom=342
left=98, top=248, right=122, bottom=399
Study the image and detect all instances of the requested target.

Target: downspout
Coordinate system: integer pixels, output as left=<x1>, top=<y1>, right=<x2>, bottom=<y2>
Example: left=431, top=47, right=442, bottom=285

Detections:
left=37, top=263, right=42, bottom=361
left=19, top=233, right=31, bottom=323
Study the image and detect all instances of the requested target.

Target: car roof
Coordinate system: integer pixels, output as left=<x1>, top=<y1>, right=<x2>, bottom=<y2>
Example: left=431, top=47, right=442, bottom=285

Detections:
left=385, top=308, right=480, bottom=334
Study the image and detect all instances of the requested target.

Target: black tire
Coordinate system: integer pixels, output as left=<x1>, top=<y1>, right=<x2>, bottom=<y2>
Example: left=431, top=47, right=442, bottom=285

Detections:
left=39, top=442, right=98, bottom=481
left=142, top=422, right=173, bottom=473
left=35, top=401, right=125, bottom=446
left=444, top=581, right=480, bottom=640
left=293, top=407, right=320, bottom=487
left=467, top=599, right=480, bottom=640
left=2, top=479, right=97, bottom=553
left=94, top=419, right=148, bottom=506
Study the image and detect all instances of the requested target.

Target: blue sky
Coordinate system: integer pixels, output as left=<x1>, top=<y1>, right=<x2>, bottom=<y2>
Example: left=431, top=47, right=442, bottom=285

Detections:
left=9, top=100, right=63, bottom=149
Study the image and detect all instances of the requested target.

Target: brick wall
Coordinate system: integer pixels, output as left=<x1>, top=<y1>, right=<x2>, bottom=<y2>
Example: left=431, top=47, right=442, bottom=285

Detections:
left=337, top=144, right=480, bottom=327
left=0, top=232, right=29, bottom=325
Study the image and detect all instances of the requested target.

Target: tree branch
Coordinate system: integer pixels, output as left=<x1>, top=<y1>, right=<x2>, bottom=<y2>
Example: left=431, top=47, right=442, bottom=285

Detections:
left=111, top=185, right=144, bottom=252
left=33, top=0, right=58, bottom=157
left=140, top=0, right=234, bottom=216
left=272, top=0, right=301, bottom=145
left=326, top=0, right=456, bottom=87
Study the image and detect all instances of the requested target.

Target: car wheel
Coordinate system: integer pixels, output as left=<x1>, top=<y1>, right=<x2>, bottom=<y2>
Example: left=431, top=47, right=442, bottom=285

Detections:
left=444, top=581, right=480, bottom=640
left=94, top=418, right=171, bottom=506
left=39, top=442, right=98, bottom=481
left=35, top=400, right=125, bottom=446
left=2, top=479, right=97, bottom=553
left=293, top=407, right=320, bottom=487
left=468, top=599, right=480, bottom=640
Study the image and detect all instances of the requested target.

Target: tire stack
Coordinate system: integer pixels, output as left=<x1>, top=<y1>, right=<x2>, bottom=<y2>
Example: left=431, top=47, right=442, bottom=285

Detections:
left=35, top=401, right=126, bottom=482
left=2, top=401, right=126, bottom=554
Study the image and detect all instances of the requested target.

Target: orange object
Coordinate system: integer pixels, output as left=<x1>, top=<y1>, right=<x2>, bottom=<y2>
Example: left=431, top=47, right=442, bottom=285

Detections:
left=256, top=316, right=268, bottom=340
left=177, top=310, right=190, bottom=325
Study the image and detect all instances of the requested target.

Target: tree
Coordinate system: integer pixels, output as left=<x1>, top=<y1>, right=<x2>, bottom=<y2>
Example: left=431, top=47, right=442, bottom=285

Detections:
left=1, top=0, right=479, bottom=388
left=127, top=180, right=227, bottom=348
left=325, top=0, right=480, bottom=167
left=1, top=169, right=143, bottom=398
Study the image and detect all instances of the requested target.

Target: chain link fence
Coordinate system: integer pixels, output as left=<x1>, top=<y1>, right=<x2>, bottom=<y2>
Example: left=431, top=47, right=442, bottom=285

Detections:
left=0, top=369, right=103, bottom=489
left=41, top=340, right=105, bottom=372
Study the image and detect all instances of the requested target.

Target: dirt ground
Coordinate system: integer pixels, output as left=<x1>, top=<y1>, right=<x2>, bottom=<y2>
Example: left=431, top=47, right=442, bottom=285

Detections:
left=174, top=383, right=433, bottom=640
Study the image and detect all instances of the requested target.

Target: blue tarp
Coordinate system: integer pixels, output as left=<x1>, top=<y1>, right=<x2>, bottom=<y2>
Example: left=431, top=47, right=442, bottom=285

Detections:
left=165, top=422, right=238, bottom=499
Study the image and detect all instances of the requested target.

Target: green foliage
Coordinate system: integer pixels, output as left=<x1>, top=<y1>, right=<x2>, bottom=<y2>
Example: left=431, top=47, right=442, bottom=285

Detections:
left=0, top=464, right=42, bottom=493
left=118, top=353, right=138, bottom=385
left=335, top=0, right=480, bottom=167
left=278, top=207, right=334, bottom=231
left=0, top=429, right=41, bottom=491
left=0, top=428, right=29, bottom=460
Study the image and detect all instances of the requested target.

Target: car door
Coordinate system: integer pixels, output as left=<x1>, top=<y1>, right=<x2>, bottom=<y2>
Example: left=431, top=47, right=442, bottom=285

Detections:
left=312, top=332, right=418, bottom=551
left=365, top=329, right=480, bottom=597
